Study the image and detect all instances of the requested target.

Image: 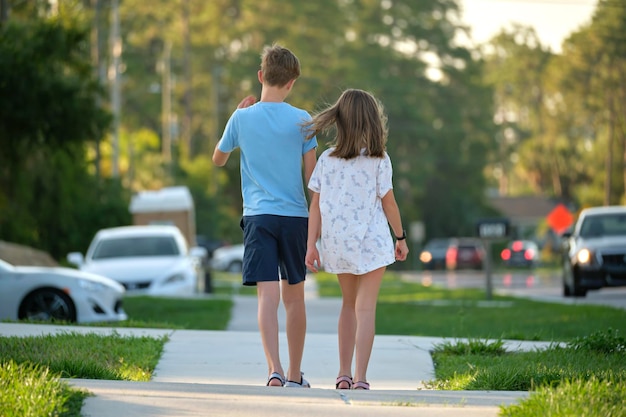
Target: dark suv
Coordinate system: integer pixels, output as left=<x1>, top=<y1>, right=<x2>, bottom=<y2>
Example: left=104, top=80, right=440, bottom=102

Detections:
left=445, top=238, right=485, bottom=270
left=562, top=206, right=626, bottom=297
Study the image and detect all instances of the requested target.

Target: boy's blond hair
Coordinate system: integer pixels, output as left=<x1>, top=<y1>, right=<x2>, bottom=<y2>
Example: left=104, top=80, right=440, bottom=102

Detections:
left=260, top=44, right=301, bottom=87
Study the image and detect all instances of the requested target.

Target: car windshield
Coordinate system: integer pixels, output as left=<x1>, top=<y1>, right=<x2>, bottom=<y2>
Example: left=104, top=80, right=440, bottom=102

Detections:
left=580, top=213, right=626, bottom=238
left=91, top=236, right=180, bottom=259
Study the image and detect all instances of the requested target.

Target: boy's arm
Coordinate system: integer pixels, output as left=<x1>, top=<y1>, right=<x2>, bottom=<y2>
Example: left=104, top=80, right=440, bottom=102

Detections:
left=213, top=96, right=255, bottom=167
left=303, top=148, right=317, bottom=198
left=212, top=145, right=230, bottom=166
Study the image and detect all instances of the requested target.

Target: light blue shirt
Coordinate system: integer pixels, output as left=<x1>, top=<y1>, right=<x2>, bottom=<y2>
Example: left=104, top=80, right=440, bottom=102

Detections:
left=218, top=102, right=317, bottom=217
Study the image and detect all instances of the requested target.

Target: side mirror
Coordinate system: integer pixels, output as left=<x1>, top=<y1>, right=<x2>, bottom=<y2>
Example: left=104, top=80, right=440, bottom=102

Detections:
left=67, top=252, right=84, bottom=266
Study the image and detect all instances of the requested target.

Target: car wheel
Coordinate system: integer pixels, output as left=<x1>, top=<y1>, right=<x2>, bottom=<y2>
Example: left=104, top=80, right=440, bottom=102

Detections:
left=227, top=261, right=243, bottom=273
left=563, top=279, right=572, bottom=297
left=570, top=270, right=588, bottom=297
left=18, top=288, right=77, bottom=323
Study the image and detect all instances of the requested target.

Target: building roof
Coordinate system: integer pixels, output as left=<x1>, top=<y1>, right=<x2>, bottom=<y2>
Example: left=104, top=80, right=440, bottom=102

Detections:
left=489, top=196, right=557, bottom=225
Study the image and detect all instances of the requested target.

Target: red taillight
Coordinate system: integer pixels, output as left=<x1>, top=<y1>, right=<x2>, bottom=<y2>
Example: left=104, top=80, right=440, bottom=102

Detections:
left=524, top=249, right=534, bottom=260
left=512, top=241, right=523, bottom=252
left=501, top=248, right=511, bottom=260
left=446, top=247, right=457, bottom=262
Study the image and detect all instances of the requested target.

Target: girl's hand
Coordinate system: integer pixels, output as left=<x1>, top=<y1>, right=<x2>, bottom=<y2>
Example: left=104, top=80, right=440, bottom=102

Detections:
left=395, top=240, right=409, bottom=261
left=305, top=246, right=321, bottom=273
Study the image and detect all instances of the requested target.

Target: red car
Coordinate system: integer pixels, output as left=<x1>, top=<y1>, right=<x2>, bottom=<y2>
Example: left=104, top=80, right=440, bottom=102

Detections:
left=445, top=238, right=485, bottom=270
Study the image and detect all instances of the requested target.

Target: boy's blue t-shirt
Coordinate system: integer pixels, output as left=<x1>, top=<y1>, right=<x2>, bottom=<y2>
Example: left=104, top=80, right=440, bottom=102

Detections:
left=218, top=102, right=317, bottom=218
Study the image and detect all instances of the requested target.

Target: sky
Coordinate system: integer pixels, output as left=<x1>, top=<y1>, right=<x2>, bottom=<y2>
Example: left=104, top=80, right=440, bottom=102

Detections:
left=457, top=0, right=597, bottom=52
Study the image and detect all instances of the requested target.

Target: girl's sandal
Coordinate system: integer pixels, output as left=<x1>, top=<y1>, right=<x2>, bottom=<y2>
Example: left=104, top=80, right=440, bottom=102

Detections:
left=266, top=372, right=285, bottom=387
left=352, top=381, right=370, bottom=390
left=335, top=375, right=353, bottom=390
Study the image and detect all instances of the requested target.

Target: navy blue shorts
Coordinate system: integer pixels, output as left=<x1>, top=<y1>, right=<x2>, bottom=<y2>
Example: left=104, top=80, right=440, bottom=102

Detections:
left=240, top=215, right=308, bottom=286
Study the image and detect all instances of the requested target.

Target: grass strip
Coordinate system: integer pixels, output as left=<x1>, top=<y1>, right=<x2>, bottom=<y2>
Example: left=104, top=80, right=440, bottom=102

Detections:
left=315, top=271, right=626, bottom=341
left=499, top=376, right=626, bottom=417
left=0, top=332, right=168, bottom=380
left=0, top=360, right=88, bottom=417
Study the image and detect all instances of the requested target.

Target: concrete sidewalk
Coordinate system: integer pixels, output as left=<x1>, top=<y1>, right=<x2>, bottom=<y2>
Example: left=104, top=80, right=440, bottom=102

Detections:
left=0, top=276, right=551, bottom=416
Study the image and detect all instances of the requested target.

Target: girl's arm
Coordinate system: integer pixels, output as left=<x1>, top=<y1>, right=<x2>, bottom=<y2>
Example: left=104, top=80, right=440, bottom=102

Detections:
left=305, top=192, right=322, bottom=272
left=381, top=189, right=409, bottom=261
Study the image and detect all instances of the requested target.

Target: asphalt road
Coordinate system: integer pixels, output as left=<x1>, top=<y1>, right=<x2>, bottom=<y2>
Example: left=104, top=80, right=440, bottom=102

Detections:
left=401, top=269, right=626, bottom=310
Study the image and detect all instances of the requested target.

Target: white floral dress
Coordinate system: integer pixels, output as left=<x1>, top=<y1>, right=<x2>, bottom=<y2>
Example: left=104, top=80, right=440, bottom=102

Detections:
left=308, top=148, right=396, bottom=274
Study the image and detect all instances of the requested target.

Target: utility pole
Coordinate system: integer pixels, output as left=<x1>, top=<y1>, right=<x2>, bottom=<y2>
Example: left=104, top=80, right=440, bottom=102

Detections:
left=161, top=41, right=172, bottom=165
left=109, top=0, right=121, bottom=177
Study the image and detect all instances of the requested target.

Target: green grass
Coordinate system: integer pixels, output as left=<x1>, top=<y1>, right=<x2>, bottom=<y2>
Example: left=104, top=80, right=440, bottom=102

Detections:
left=0, top=332, right=168, bottom=381
left=119, top=296, right=233, bottom=330
left=0, top=332, right=168, bottom=417
left=499, top=376, right=626, bottom=417
left=315, top=271, right=626, bottom=341
left=0, top=360, right=88, bottom=417
left=4, top=271, right=626, bottom=417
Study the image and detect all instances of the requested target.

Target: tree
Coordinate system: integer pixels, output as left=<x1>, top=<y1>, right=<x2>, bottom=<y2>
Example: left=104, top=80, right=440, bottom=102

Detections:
left=0, top=10, right=130, bottom=259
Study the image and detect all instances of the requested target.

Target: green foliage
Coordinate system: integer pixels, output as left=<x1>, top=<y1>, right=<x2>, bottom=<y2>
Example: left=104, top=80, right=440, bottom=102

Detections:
left=432, top=339, right=506, bottom=356
left=0, top=332, right=168, bottom=381
left=431, top=333, right=626, bottom=391
left=500, top=376, right=626, bottom=417
left=0, top=360, right=88, bottom=417
left=567, top=328, right=626, bottom=354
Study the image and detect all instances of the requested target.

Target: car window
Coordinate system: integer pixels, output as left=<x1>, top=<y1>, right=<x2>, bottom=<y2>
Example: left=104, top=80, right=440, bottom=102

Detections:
left=580, top=214, right=626, bottom=238
left=92, top=236, right=180, bottom=259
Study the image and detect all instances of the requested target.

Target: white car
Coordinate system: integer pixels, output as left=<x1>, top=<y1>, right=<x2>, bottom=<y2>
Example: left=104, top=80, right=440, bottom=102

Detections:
left=210, top=244, right=245, bottom=273
left=0, top=258, right=127, bottom=323
left=68, top=225, right=207, bottom=296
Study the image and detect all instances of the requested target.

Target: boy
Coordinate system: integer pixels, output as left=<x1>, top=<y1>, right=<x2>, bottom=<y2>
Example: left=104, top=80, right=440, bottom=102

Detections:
left=212, top=44, right=317, bottom=387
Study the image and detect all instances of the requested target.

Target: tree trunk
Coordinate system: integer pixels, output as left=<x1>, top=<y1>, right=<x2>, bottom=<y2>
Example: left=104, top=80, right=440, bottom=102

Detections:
left=181, top=0, right=193, bottom=160
left=1, top=0, right=9, bottom=23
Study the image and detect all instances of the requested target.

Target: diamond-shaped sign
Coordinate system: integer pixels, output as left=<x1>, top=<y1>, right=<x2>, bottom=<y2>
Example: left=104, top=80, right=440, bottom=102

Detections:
left=547, top=204, right=574, bottom=234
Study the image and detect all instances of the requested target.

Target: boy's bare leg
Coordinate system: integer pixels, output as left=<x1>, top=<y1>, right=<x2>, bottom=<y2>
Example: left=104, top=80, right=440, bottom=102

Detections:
left=353, top=267, right=385, bottom=384
left=257, top=281, right=284, bottom=385
left=337, top=273, right=358, bottom=386
left=281, top=280, right=306, bottom=383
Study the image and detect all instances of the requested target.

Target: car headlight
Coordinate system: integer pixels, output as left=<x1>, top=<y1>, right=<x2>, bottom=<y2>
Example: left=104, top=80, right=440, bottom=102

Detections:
left=576, top=249, right=593, bottom=265
left=79, top=279, right=108, bottom=292
left=419, top=251, right=433, bottom=263
left=163, top=273, right=186, bottom=285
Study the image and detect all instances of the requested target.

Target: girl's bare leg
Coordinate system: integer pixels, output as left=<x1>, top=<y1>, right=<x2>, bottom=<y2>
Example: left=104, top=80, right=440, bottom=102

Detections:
left=353, top=267, right=385, bottom=384
left=337, top=273, right=358, bottom=388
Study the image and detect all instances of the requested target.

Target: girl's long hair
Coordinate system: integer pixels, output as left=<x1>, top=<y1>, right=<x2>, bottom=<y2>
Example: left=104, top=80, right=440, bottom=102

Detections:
left=304, top=89, right=387, bottom=159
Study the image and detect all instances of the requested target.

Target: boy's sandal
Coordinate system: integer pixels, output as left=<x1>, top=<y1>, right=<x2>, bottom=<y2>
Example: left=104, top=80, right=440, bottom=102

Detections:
left=266, top=372, right=285, bottom=387
left=335, top=375, right=353, bottom=390
left=353, top=381, right=370, bottom=390
left=285, top=372, right=311, bottom=388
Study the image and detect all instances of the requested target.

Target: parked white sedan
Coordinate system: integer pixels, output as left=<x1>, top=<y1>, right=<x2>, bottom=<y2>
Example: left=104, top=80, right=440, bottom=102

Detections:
left=0, top=258, right=127, bottom=323
left=68, top=225, right=207, bottom=295
left=210, top=244, right=245, bottom=273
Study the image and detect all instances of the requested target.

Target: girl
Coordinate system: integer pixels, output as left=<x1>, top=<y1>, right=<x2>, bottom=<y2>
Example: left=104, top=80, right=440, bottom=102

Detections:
left=304, top=89, right=409, bottom=390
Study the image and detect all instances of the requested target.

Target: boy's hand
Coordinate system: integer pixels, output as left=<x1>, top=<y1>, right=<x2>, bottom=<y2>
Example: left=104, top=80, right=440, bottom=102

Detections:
left=237, top=95, right=257, bottom=109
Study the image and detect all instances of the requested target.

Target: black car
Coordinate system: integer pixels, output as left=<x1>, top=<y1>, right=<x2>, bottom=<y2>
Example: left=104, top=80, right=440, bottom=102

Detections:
left=562, top=206, right=626, bottom=297
left=419, top=238, right=451, bottom=270
left=501, top=240, right=540, bottom=268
